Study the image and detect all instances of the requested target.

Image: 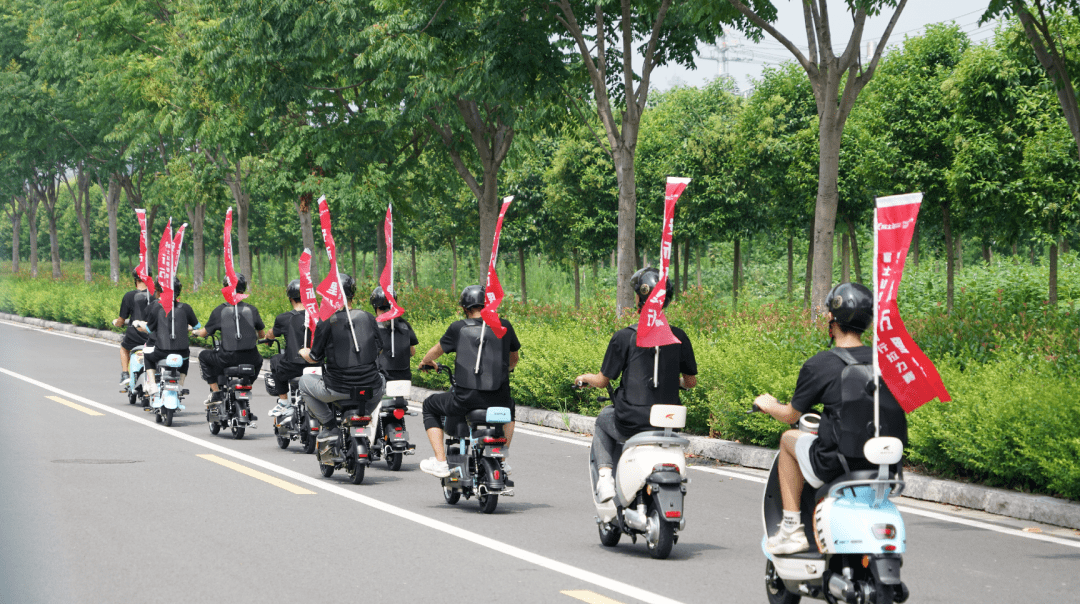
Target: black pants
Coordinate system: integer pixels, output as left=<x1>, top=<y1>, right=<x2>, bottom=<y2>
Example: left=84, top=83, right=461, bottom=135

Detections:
left=198, top=348, right=264, bottom=385
left=270, top=354, right=307, bottom=394
left=145, top=348, right=191, bottom=376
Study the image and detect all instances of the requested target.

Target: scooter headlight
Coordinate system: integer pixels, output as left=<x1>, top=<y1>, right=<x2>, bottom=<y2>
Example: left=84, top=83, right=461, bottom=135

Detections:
left=871, top=524, right=897, bottom=540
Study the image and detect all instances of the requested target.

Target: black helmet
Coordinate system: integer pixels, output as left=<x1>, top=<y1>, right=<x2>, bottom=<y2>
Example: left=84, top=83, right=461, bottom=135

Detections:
left=223, top=273, right=248, bottom=294
left=173, top=277, right=182, bottom=298
left=286, top=279, right=301, bottom=301
left=459, top=285, right=486, bottom=310
left=630, top=267, right=673, bottom=309
left=131, top=268, right=143, bottom=284
left=370, top=286, right=390, bottom=310
left=826, top=282, right=873, bottom=333
left=339, top=273, right=356, bottom=300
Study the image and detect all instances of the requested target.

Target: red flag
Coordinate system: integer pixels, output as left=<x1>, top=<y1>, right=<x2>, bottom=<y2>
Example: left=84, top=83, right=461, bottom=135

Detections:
left=314, top=196, right=345, bottom=319
left=637, top=177, right=691, bottom=348
left=172, top=223, right=186, bottom=282
left=480, top=196, right=514, bottom=338
left=221, top=208, right=248, bottom=305
left=135, top=209, right=154, bottom=294
left=376, top=204, right=405, bottom=322
left=874, top=193, right=951, bottom=412
left=157, top=220, right=175, bottom=312
left=298, top=249, right=319, bottom=347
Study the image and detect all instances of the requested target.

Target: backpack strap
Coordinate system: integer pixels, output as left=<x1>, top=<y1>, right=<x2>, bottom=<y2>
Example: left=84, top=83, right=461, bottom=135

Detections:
left=829, top=346, right=860, bottom=366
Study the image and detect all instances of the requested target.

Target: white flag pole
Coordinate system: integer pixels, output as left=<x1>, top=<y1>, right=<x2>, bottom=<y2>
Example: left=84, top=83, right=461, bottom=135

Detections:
left=873, top=201, right=881, bottom=438
left=474, top=322, right=485, bottom=374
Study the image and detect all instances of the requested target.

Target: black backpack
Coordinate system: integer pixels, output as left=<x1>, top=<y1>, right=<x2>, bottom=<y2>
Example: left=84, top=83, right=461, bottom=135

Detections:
left=830, top=348, right=908, bottom=459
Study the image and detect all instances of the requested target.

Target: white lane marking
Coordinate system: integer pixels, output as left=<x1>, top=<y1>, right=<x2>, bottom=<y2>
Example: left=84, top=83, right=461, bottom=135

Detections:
left=0, top=366, right=685, bottom=604
left=690, top=465, right=767, bottom=484
left=514, top=426, right=592, bottom=446
left=0, top=319, right=120, bottom=348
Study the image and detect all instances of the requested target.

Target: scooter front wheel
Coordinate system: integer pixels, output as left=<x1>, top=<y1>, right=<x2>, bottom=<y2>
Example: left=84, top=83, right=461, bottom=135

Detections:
left=765, top=559, right=801, bottom=604
left=645, top=506, right=675, bottom=560
left=598, top=521, right=621, bottom=547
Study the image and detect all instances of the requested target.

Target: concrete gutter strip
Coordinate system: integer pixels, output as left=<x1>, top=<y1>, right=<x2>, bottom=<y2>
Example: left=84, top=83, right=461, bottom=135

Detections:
left=5, top=311, right=1080, bottom=531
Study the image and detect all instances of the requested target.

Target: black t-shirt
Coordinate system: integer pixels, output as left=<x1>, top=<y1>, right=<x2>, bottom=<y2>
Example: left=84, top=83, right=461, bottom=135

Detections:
left=377, top=317, right=419, bottom=381
left=440, top=318, right=520, bottom=409
left=272, top=310, right=314, bottom=365
left=144, top=301, right=199, bottom=351
left=205, top=302, right=265, bottom=341
left=118, top=289, right=155, bottom=342
left=790, top=345, right=876, bottom=480
left=600, top=325, right=697, bottom=435
left=309, top=310, right=384, bottom=393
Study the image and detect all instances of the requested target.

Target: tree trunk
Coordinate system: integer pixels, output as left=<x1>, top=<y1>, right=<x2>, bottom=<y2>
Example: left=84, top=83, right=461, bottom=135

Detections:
left=841, top=231, right=850, bottom=283
left=1030, top=243, right=1037, bottom=265
left=350, top=239, right=358, bottom=281
left=573, top=251, right=581, bottom=310
left=733, top=238, right=741, bottom=308
left=804, top=214, right=815, bottom=308
left=610, top=249, right=616, bottom=269
left=1061, top=238, right=1069, bottom=255
left=375, top=223, right=386, bottom=282
left=786, top=236, right=793, bottom=299
left=810, top=123, right=842, bottom=315
left=1014, top=6, right=1080, bottom=161
left=696, top=243, right=703, bottom=288
left=614, top=148, right=638, bottom=315
left=846, top=218, right=863, bottom=283
left=186, top=204, right=206, bottom=291
left=73, top=171, right=94, bottom=283
left=9, top=209, right=20, bottom=273
left=256, top=248, right=263, bottom=286
left=942, top=204, right=955, bottom=314
left=224, top=160, right=253, bottom=279
left=44, top=187, right=62, bottom=279
left=519, top=247, right=527, bottom=306
left=450, top=237, right=458, bottom=295
left=982, top=240, right=992, bottom=265
left=27, top=191, right=39, bottom=278
left=282, top=248, right=288, bottom=285
left=296, top=200, right=319, bottom=284
left=411, top=244, right=418, bottom=287
left=359, top=251, right=366, bottom=283
left=104, top=176, right=123, bottom=283
left=1049, top=239, right=1059, bottom=306
left=683, top=240, right=690, bottom=292
left=671, top=239, right=680, bottom=295
left=592, top=260, right=599, bottom=297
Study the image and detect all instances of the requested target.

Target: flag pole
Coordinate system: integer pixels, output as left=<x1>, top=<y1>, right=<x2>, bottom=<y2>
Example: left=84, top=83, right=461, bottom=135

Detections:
left=475, top=323, right=485, bottom=374
left=873, top=202, right=881, bottom=438
left=337, top=270, right=359, bottom=352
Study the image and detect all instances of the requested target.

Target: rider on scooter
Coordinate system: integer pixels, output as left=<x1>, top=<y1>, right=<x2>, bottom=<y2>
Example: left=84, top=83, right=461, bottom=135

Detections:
left=416, top=285, right=520, bottom=478
left=754, top=282, right=883, bottom=555
left=194, top=274, right=267, bottom=413
left=297, top=273, right=386, bottom=444
left=266, top=280, right=318, bottom=416
left=371, top=286, right=418, bottom=381
left=114, top=270, right=155, bottom=391
left=574, top=267, right=697, bottom=503
left=134, top=277, right=200, bottom=399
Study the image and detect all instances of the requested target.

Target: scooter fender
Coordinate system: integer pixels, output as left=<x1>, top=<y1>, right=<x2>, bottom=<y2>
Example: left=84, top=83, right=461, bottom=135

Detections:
left=616, top=444, right=686, bottom=508
left=161, top=390, right=180, bottom=410
left=648, top=474, right=684, bottom=522
left=814, top=486, right=906, bottom=555
left=868, top=553, right=903, bottom=586
left=480, top=456, right=505, bottom=490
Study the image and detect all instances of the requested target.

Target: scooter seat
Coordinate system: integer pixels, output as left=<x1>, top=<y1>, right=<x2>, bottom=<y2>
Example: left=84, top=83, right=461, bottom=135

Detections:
left=815, top=467, right=901, bottom=500
left=466, top=408, right=491, bottom=425
left=225, top=364, right=256, bottom=378
left=623, top=430, right=690, bottom=449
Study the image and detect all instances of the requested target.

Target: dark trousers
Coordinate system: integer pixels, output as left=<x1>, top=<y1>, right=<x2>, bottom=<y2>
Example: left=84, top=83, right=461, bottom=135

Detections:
left=144, top=348, right=191, bottom=376
left=591, top=406, right=635, bottom=469
left=198, top=348, right=263, bottom=385
left=270, top=354, right=307, bottom=394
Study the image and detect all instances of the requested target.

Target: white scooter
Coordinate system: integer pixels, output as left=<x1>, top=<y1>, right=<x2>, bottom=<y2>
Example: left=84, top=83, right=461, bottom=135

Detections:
left=587, top=388, right=690, bottom=559
left=756, top=410, right=909, bottom=604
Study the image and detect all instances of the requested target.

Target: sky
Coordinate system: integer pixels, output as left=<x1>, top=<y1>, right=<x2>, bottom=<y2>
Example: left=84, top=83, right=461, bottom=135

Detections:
left=647, top=0, right=999, bottom=93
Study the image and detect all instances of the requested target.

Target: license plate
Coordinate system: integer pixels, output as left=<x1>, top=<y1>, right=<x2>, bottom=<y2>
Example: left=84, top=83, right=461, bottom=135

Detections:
left=354, top=428, right=366, bottom=436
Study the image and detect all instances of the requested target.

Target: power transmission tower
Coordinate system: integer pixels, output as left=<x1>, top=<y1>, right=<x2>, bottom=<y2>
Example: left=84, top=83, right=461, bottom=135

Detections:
left=700, top=33, right=754, bottom=77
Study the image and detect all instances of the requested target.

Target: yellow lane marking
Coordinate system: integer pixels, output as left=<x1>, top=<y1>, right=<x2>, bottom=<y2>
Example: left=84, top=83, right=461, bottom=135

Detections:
left=46, top=395, right=104, bottom=416
left=561, top=591, right=626, bottom=604
left=197, top=454, right=316, bottom=495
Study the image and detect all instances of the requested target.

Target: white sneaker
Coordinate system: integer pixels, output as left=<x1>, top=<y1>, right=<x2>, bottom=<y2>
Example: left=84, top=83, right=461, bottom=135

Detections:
left=420, top=457, right=451, bottom=478
left=500, top=460, right=512, bottom=475
left=269, top=402, right=289, bottom=417
left=145, top=382, right=159, bottom=396
left=766, top=524, right=810, bottom=555
left=596, top=475, right=616, bottom=503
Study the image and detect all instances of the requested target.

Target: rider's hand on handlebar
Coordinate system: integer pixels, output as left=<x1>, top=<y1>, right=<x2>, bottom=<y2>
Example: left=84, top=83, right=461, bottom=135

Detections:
left=419, top=361, right=437, bottom=372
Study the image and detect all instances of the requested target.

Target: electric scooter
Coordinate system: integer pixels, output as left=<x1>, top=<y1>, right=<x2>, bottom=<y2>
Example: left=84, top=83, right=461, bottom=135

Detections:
left=754, top=407, right=909, bottom=604
left=149, top=352, right=188, bottom=427
left=581, top=385, right=689, bottom=560
left=261, top=339, right=318, bottom=453
left=369, top=379, right=418, bottom=470
left=126, top=345, right=150, bottom=407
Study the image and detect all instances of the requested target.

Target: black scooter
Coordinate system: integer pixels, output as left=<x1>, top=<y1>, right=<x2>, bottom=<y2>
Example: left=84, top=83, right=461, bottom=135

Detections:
left=205, top=335, right=257, bottom=439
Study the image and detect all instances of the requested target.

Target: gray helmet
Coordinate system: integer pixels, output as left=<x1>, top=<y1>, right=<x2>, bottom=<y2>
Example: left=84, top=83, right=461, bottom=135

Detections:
left=286, top=279, right=301, bottom=301
left=370, top=286, right=389, bottom=311
left=222, top=273, right=247, bottom=294
left=630, top=267, right=673, bottom=309
left=339, top=273, right=356, bottom=300
left=826, top=282, right=873, bottom=333
left=459, top=285, right=486, bottom=310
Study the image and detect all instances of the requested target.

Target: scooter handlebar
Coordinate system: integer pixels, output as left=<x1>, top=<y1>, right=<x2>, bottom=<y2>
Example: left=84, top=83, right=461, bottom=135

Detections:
left=746, top=403, right=762, bottom=415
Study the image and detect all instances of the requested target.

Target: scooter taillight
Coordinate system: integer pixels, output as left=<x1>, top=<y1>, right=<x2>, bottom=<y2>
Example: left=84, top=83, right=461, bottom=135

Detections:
left=481, top=437, right=507, bottom=444
left=872, top=524, right=897, bottom=540
left=236, top=385, right=251, bottom=391
left=665, top=511, right=682, bottom=518
left=393, top=409, right=405, bottom=420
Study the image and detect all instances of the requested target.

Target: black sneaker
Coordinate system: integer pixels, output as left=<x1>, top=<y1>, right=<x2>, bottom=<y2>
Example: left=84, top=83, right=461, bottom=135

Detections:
left=316, top=426, right=341, bottom=443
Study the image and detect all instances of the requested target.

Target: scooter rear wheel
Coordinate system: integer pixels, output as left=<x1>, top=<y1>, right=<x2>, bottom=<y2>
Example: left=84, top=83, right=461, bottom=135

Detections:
left=598, top=522, right=621, bottom=547
left=302, top=434, right=316, bottom=454
left=765, top=560, right=801, bottom=604
left=386, top=452, right=403, bottom=471
left=162, top=408, right=174, bottom=427
left=478, top=493, right=499, bottom=514
left=208, top=416, right=220, bottom=435
left=645, top=506, right=675, bottom=560
left=231, top=426, right=245, bottom=439
left=443, top=486, right=461, bottom=505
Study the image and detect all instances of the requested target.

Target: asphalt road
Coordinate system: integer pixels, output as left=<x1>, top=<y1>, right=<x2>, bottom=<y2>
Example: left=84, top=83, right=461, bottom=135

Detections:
left=1, top=319, right=1078, bottom=604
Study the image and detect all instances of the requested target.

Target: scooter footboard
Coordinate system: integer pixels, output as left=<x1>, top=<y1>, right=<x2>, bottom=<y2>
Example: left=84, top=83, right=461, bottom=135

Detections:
left=650, top=476, right=684, bottom=522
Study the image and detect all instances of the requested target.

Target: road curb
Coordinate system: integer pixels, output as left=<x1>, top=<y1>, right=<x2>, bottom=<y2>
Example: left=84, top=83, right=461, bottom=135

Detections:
left=4, top=311, right=1080, bottom=531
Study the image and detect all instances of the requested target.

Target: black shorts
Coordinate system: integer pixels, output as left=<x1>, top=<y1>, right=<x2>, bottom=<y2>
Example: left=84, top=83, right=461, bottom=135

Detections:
left=270, top=354, right=307, bottom=393
left=198, top=348, right=264, bottom=385
left=122, top=333, right=150, bottom=351
left=144, top=348, right=191, bottom=375
left=421, top=389, right=515, bottom=432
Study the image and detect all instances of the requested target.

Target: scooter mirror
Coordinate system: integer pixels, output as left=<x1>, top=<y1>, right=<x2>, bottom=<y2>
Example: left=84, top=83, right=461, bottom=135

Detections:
left=864, top=436, right=904, bottom=465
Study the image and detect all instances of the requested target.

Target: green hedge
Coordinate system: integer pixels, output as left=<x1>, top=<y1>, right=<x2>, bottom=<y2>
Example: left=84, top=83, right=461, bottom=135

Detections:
left=2, top=270, right=1079, bottom=500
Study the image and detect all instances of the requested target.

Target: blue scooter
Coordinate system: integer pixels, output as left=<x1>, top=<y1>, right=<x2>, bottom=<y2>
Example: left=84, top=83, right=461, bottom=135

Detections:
left=756, top=409, right=909, bottom=604
left=149, top=353, right=188, bottom=427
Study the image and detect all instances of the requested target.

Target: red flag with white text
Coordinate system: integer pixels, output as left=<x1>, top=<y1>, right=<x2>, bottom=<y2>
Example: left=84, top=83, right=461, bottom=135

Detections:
left=637, top=177, right=691, bottom=348
left=874, top=193, right=951, bottom=412
left=376, top=204, right=405, bottom=322
left=480, top=196, right=514, bottom=338
left=298, top=249, right=319, bottom=346
left=315, top=196, right=345, bottom=319
left=221, top=208, right=248, bottom=305
left=157, top=219, right=175, bottom=311
left=135, top=209, right=154, bottom=294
